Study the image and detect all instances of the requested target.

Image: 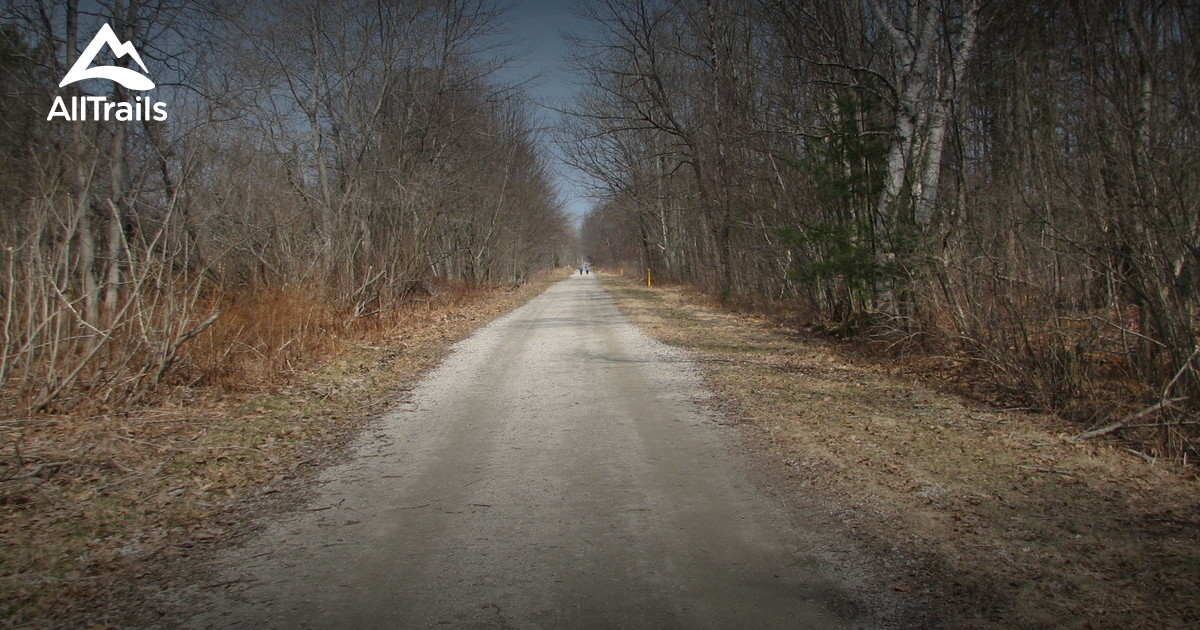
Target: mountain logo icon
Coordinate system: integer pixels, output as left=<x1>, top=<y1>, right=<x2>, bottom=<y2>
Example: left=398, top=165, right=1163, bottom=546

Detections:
left=59, top=23, right=155, bottom=91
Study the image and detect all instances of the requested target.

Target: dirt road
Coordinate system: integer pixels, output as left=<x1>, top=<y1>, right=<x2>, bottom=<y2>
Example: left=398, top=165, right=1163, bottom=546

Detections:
left=170, top=275, right=897, bottom=629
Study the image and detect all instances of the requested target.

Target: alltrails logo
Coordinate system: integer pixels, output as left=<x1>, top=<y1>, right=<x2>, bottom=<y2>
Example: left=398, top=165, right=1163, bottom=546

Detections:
left=48, top=23, right=167, bottom=121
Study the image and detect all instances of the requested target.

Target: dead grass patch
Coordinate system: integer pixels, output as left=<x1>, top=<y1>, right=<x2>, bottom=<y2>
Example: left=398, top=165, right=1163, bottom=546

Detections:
left=0, top=276, right=556, bottom=627
left=603, top=275, right=1200, bottom=630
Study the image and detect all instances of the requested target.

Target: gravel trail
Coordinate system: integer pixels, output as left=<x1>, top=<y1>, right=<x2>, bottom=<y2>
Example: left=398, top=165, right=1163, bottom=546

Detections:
left=174, top=275, right=893, bottom=629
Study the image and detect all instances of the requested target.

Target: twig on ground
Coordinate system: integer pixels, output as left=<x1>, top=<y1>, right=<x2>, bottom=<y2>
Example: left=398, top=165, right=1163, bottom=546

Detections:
left=306, top=498, right=345, bottom=512
left=1018, top=465, right=1075, bottom=477
left=1, top=460, right=70, bottom=481
left=1125, top=448, right=1185, bottom=474
left=1073, top=398, right=1187, bottom=441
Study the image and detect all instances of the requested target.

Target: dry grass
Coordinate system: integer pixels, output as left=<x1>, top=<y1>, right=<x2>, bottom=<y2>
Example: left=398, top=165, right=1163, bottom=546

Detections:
left=603, top=275, right=1200, bottom=629
left=0, top=276, right=557, bottom=626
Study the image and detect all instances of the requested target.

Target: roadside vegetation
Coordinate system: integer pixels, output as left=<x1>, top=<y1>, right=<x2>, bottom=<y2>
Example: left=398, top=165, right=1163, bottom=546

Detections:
left=1, top=1, right=573, bottom=419
left=1, top=277, right=556, bottom=626
left=569, top=0, right=1198, bottom=463
left=1, top=1, right=572, bottom=623
left=605, top=275, right=1200, bottom=629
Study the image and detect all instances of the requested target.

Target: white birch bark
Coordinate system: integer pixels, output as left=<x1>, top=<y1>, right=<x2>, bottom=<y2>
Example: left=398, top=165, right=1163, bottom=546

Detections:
left=869, top=0, right=939, bottom=237
left=914, top=0, right=979, bottom=228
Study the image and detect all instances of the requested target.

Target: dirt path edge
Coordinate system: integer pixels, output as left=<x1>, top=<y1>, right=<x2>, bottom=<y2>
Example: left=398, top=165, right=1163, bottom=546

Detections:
left=21, top=278, right=562, bottom=630
left=602, top=275, right=1200, bottom=630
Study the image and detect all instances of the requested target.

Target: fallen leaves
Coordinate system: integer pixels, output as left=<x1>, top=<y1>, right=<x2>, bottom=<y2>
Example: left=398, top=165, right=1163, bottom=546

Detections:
left=1, top=277, right=557, bottom=627
left=605, top=276, right=1200, bottom=630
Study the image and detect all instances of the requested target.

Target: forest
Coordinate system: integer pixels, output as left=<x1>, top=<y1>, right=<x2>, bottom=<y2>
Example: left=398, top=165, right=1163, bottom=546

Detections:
left=0, top=0, right=573, bottom=414
left=571, top=0, right=1198, bottom=459
left=1, top=1, right=1198, bottom=625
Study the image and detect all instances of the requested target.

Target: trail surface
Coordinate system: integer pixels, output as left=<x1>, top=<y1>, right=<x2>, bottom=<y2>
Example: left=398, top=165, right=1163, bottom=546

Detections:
left=173, top=275, right=892, bottom=629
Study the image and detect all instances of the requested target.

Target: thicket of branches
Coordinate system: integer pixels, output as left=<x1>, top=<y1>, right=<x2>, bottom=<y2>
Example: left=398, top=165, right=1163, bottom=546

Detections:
left=570, top=0, right=1198, bottom=452
left=0, top=0, right=572, bottom=412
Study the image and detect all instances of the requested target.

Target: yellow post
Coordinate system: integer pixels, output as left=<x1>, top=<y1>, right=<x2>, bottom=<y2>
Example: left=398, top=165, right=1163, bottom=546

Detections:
left=646, top=267, right=652, bottom=287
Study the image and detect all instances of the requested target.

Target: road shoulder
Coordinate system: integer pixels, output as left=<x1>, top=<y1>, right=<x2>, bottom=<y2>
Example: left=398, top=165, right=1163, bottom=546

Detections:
left=19, top=277, right=562, bottom=629
left=602, top=275, right=1200, bottom=630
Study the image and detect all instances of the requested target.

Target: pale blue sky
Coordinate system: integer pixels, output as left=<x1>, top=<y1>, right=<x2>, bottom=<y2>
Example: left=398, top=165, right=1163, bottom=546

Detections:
left=495, top=0, right=594, bottom=220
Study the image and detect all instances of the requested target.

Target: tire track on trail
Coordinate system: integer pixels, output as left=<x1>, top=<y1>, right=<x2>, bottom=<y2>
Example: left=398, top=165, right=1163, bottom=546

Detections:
left=163, top=275, right=900, bottom=629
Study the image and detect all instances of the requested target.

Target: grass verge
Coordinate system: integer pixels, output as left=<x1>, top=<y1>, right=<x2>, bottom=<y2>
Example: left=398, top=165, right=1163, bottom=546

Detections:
left=0, top=276, right=558, bottom=627
left=603, top=275, right=1200, bottom=630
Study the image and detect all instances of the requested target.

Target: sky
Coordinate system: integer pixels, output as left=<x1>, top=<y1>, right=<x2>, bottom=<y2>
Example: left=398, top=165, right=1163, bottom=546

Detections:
left=64, top=0, right=598, bottom=220
left=493, top=0, right=597, bottom=221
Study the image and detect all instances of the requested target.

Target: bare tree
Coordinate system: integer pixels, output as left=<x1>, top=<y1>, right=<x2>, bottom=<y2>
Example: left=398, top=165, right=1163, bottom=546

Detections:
left=0, top=0, right=571, bottom=412
left=570, top=0, right=1198, bottom=454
